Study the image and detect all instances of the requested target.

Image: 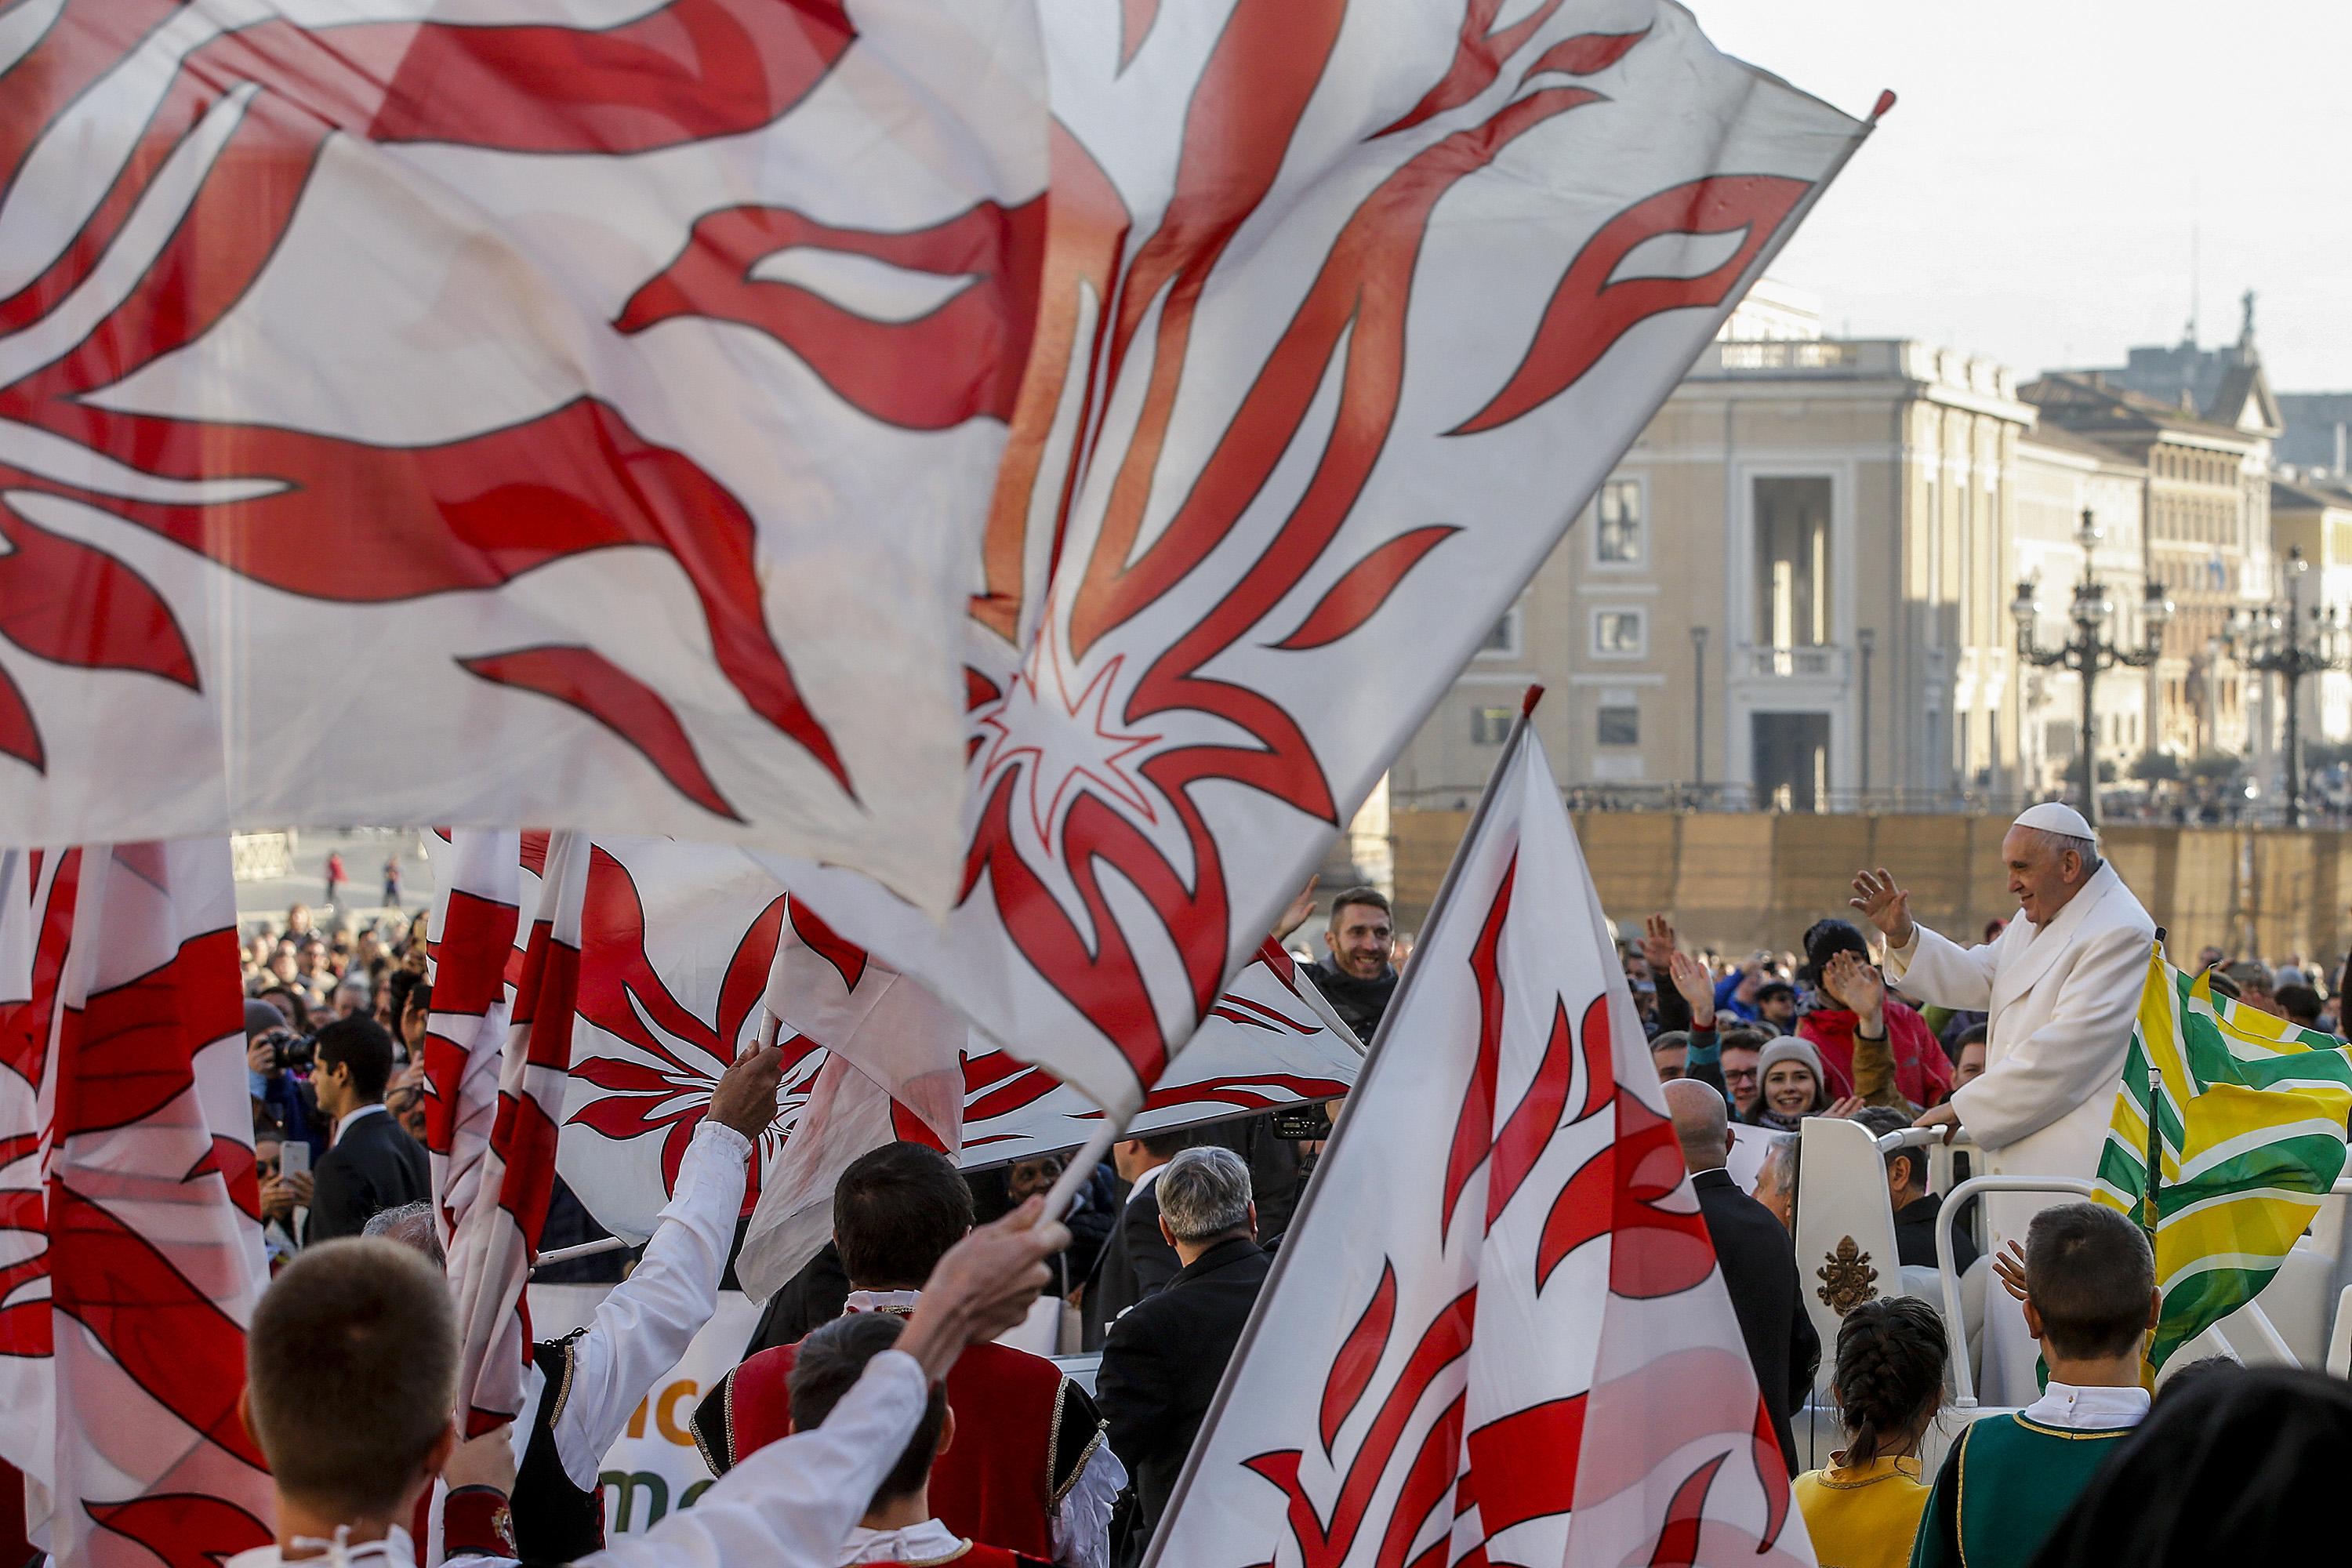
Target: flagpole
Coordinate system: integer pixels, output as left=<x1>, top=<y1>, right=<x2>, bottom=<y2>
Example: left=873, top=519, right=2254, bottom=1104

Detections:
left=1039, top=1113, right=1128, bottom=1224
left=1135, top=684, right=1546, bottom=1568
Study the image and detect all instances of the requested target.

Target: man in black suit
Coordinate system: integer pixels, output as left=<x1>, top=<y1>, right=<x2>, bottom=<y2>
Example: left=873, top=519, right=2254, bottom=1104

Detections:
left=1663, top=1080, right=1818, bottom=1474
left=1094, top=1147, right=1269, bottom=1562
left=304, top=1016, right=429, bottom=1243
left=1081, top=1127, right=1207, bottom=1345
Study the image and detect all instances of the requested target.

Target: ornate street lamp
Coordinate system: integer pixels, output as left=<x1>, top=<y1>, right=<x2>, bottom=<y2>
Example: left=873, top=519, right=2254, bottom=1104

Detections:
left=2225, top=547, right=2350, bottom=828
left=2012, top=509, right=2170, bottom=832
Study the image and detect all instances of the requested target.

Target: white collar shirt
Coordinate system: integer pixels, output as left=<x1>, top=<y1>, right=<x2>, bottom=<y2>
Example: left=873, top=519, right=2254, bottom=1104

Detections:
left=2020, top=1379, right=2151, bottom=1431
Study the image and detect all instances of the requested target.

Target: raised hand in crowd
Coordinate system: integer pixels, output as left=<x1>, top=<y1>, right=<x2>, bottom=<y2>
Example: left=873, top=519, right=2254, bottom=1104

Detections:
left=1848, top=868, right=1915, bottom=949
left=1639, top=914, right=1679, bottom=978
left=1667, top=950, right=1717, bottom=1029
left=1991, top=1240, right=2029, bottom=1304
left=1272, top=877, right=1319, bottom=942
left=1820, top=949, right=1886, bottom=1029
left=706, top=1044, right=786, bottom=1141
left=1824, top=1094, right=1866, bottom=1121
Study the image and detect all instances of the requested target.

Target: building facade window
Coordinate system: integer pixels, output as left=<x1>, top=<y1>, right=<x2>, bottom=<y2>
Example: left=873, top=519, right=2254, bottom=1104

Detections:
left=1592, top=608, right=1646, bottom=659
left=1753, top=475, right=1833, bottom=648
left=1594, top=477, right=1644, bottom=566
left=1596, top=706, right=1639, bottom=746
left=1471, top=706, right=1515, bottom=745
left=1477, top=607, right=1522, bottom=659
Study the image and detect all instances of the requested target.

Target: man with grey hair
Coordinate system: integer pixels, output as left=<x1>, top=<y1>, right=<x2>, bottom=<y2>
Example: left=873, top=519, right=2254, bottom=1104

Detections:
left=1847, top=799, right=2154, bottom=1402
left=362, top=1200, right=444, bottom=1263
left=1095, top=1147, right=1271, bottom=1554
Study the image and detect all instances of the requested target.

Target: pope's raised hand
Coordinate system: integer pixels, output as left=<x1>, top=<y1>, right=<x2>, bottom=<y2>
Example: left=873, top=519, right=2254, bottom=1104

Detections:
left=1849, top=867, right=1915, bottom=950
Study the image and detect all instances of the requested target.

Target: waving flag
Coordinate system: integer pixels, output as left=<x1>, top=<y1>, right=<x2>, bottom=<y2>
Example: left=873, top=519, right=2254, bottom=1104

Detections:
left=769, top=0, right=1880, bottom=1115
left=1150, top=706, right=1809, bottom=1568
left=445, top=832, right=588, bottom=1436
left=0, top=0, right=1050, bottom=909
left=2095, top=948, right=2352, bottom=1372
left=423, top=829, right=538, bottom=1248
left=524, top=837, right=1360, bottom=1243
left=0, top=840, right=270, bottom=1568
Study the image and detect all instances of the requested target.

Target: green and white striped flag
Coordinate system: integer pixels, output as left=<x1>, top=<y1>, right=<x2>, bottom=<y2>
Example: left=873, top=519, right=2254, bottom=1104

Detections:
left=2094, top=942, right=2352, bottom=1371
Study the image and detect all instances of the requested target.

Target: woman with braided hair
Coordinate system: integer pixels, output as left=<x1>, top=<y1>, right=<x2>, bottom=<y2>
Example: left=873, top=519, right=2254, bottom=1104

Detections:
left=1793, top=1295, right=1947, bottom=1568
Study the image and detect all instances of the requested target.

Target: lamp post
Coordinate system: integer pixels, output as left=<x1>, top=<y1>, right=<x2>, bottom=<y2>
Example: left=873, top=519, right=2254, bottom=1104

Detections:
left=2011, top=509, right=2170, bottom=833
left=1857, top=627, right=1875, bottom=800
left=2225, top=547, right=2349, bottom=829
left=1690, top=624, right=1709, bottom=797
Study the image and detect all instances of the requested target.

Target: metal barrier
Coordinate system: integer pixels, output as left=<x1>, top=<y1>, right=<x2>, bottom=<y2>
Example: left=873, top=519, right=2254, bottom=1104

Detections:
left=1936, top=1174, right=2095, bottom=1408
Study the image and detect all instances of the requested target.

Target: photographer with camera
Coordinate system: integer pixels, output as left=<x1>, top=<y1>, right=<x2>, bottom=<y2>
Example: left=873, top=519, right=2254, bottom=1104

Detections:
left=246, top=998, right=324, bottom=1161
left=306, top=1015, right=430, bottom=1243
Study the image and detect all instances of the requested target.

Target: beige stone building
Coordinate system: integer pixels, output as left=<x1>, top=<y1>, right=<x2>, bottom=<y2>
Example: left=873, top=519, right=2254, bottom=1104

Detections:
left=2009, top=426, right=2153, bottom=792
left=2268, top=475, right=2352, bottom=750
left=2019, top=372, right=2277, bottom=760
left=1389, top=336, right=2038, bottom=811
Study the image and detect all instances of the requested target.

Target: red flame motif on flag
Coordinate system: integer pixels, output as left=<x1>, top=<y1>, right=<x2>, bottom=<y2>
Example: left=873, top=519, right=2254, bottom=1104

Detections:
left=0, top=0, right=1047, bottom=811
left=564, top=849, right=812, bottom=1215
left=0, top=851, right=79, bottom=1360
left=1238, top=827, right=1791, bottom=1564
left=960, top=0, right=1820, bottom=1098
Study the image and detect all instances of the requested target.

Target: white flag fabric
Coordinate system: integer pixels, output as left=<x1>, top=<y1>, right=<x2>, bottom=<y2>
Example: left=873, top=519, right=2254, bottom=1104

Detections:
left=416, top=832, right=1364, bottom=1250
left=1150, top=717, right=1812, bottom=1568
left=0, top=0, right=1050, bottom=912
left=730, top=898, right=967, bottom=1298
left=766, top=0, right=1877, bottom=1115
left=0, top=841, right=271, bottom=1568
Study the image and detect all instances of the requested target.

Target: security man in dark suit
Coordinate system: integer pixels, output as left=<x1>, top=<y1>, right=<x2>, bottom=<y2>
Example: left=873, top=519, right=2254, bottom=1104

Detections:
left=1094, top=1147, right=1270, bottom=1564
left=1080, top=1128, right=1207, bottom=1345
left=304, top=1015, right=430, bottom=1244
left=1662, top=1079, right=1819, bottom=1474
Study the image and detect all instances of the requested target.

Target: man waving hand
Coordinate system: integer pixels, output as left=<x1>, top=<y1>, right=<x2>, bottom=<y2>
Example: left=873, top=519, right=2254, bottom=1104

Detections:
left=1849, top=802, right=2154, bottom=1403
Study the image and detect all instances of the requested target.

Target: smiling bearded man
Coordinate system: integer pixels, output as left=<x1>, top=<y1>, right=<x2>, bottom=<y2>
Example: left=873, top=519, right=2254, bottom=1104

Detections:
left=1846, top=802, right=2154, bottom=1405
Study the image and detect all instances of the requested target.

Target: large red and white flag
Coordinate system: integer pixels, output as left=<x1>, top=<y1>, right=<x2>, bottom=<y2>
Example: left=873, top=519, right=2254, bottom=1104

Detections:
left=0, top=0, right=1048, bottom=908
left=0, top=841, right=271, bottom=1568
left=518, top=837, right=1359, bottom=1243
left=1149, top=710, right=1811, bottom=1568
left=768, top=0, right=1879, bottom=1114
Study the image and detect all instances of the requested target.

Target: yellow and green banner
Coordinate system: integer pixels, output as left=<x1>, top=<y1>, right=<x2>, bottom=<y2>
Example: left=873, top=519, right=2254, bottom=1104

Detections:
left=2094, top=944, right=2352, bottom=1370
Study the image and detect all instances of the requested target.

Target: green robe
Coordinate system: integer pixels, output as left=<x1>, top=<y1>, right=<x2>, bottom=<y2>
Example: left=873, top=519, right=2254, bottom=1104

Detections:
left=1907, top=1413, right=2136, bottom=1567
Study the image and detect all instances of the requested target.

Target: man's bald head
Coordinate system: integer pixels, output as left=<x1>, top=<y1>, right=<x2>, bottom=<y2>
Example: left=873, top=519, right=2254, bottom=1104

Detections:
left=1663, top=1079, right=1729, bottom=1174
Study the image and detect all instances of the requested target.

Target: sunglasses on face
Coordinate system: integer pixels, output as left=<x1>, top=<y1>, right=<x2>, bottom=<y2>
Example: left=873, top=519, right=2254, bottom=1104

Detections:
left=257, top=1159, right=281, bottom=1178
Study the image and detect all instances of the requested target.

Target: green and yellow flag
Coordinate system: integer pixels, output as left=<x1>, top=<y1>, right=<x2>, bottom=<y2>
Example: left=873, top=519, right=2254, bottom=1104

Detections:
left=2093, top=943, right=2352, bottom=1370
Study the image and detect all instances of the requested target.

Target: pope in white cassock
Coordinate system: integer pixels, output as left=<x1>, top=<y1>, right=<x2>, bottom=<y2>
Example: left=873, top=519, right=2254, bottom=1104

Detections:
left=1848, top=801, right=2155, bottom=1405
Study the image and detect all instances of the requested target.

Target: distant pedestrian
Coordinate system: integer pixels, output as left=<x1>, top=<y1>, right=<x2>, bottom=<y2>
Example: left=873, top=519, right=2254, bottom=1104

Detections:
left=382, top=852, right=402, bottom=910
left=323, top=850, right=346, bottom=909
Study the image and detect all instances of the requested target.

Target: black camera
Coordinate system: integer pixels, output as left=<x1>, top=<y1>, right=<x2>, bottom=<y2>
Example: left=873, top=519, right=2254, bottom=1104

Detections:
left=1270, top=1102, right=1334, bottom=1141
left=262, top=1028, right=317, bottom=1073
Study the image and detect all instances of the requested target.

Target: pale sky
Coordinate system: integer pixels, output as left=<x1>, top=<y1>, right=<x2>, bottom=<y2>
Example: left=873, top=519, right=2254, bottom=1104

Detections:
left=1696, top=0, right=2352, bottom=393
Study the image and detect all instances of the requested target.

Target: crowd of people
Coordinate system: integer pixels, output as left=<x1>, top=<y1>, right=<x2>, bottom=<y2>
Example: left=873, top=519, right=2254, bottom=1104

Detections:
left=238, top=862, right=622, bottom=1276
left=212, top=840, right=2352, bottom=1568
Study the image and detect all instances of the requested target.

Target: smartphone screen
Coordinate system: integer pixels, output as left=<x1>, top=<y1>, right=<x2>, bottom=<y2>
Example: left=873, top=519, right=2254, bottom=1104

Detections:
left=281, top=1142, right=310, bottom=1179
